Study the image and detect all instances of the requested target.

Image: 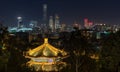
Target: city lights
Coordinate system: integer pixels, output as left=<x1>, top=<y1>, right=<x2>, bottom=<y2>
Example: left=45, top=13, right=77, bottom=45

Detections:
left=0, top=0, right=120, bottom=72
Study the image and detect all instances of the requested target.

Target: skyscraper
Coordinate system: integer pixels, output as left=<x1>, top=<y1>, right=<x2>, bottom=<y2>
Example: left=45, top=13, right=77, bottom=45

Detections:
left=17, top=16, right=22, bottom=28
left=43, top=4, right=47, bottom=28
left=84, top=18, right=89, bottom=29
left=88, top=21, right=93, bottom=28
left=49, top=16, right=54, bottom=32
left=55, top=14, right=60, bottom=31
left=29, top=20, right=38, bottom=28
left=84, top=18, right=93, bottom=29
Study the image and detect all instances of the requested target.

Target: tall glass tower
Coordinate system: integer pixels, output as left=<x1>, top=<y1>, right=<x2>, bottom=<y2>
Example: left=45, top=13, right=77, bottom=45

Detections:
left=55, top=14, right=60, bottom=31
left=17, top=17, right=22, bottom=28
left=43, top=4, right=47, bottom=28
left=49, top=16, right=54, bottom=32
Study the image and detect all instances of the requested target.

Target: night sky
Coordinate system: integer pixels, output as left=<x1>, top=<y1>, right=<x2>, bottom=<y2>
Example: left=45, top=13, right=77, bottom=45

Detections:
left=0, top=0, right=120, bottom=26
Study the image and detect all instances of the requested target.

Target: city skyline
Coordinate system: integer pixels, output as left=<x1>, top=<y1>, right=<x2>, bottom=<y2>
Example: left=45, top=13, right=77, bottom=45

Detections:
left=0, top=0, right=120, bottom=26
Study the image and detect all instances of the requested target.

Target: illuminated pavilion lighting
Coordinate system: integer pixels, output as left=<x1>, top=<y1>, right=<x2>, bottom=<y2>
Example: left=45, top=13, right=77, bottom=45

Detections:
left=24, top=38, right=69, bottom=71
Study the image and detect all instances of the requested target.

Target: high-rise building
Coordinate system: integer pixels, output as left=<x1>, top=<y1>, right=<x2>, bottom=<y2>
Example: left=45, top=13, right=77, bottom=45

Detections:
left=49, top=16, right=54, bottom=32
left=55, top=14, right=60, bottom=31
left=61, top=24, right=66, bottom=32
left=84, top=18, right=93, bottom=29
left=17, top=17, right=22, bottom=28
left=73, top=21, right=81, bottom=30
left=43, top=4, right=47, bottom=28
left=84, top=18, right=89, bottom=29
left=29, top=20, right=38, bottom=28
left=88, top=21, right=93, bottom=28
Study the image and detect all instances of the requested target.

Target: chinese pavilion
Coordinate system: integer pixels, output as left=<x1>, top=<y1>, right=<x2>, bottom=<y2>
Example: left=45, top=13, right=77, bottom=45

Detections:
left=25, top=38, right=68, bottom=71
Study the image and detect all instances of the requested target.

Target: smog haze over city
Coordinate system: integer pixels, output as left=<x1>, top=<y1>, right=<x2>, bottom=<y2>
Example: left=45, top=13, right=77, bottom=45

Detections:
left=0, top=0, right=120, bottom=26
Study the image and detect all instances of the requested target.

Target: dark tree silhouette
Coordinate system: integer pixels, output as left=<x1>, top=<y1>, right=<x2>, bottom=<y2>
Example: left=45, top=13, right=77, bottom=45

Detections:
left=60, top=30, right=98, bottom=72
left=100, top=30, right=120, bottom=72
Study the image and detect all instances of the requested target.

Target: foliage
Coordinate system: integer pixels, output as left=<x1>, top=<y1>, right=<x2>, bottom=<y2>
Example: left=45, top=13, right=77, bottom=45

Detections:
left=100, top=30, right=120, bottom=72
left=60, top=30, right=98, bottom=72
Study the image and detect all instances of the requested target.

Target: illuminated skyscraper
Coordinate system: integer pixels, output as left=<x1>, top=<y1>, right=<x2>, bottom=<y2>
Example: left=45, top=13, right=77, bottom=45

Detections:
left=88, top=21, right=93, bottom=28
left=61, top=24, right=66, bottom=32
left=55, top=14, right=60, bottom=31
left=29, top=20, right=38, bottom=28
left=84, top=18, right=93, bottom=29
left=17, top=16, right=22, bottom=28
left=84, top=18, right=89, bottom=29
left=43, top=4, right=47, bottom=28
left=49, top=16, right=54, bottom=32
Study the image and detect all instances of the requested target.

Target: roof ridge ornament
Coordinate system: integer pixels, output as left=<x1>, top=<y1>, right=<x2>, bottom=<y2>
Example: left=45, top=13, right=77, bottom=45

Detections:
left=44, top=38, right=48, bottom=44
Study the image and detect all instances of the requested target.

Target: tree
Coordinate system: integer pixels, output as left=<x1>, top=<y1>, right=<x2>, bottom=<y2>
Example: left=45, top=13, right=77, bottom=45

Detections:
left=100, top=31, right=120, bottom=72
left=60, top=30, right=98, bottom=72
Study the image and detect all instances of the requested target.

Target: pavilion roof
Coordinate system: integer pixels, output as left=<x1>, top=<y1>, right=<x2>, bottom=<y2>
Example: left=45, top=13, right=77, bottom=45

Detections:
left=26, top=38, right=67, bottom=57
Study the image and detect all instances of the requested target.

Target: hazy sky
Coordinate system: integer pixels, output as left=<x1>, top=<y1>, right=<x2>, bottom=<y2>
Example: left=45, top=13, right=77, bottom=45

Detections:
left=0, top=0, right=120, bottom=26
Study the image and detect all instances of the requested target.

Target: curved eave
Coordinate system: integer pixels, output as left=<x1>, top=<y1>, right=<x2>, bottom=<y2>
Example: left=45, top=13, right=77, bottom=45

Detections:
left=28, top=61, right=66, bottom=64
left=28, top=44, right=44, bottom=56
left=25, top=55, right=69, bottom=59
left=27, top=43, right=67, bottom=57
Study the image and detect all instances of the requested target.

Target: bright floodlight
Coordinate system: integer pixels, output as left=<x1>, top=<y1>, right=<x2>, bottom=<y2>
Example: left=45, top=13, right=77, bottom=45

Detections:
left=17, top=17, right=22, bottom=20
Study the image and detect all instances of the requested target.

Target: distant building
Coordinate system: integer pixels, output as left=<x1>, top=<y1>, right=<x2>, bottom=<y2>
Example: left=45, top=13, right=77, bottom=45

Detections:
left=73, top=21, right=81, bottom=30
left=84, top=18, right=89, bottom=29
left=8, top=27, right=32, bottom=33
left=29, top=20, right=38, bottom=28
left=88, top=21, right=93, bottom=28
left=80, top=29, right=94, bottom=40
left=49, top=16, right=54, bottom=32
left=61, top=24, right=66, bottom=32
left=43, top=4, right=47, bottom=26
left=84, top=18, right=93, bottom=29
left=42, top=4, right=48, bottom=32
left=17, top=17, right=22, bottom=28
left=55, top=14, right=60, bottom=31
